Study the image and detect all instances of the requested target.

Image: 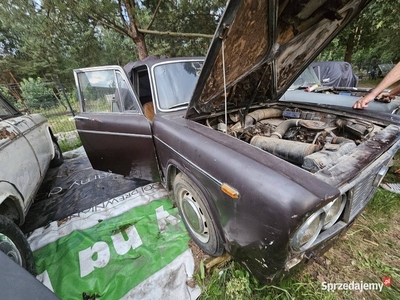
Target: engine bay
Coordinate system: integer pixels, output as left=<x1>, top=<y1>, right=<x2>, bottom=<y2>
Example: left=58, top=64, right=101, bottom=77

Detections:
left=205, top=107, right=383, bottom=173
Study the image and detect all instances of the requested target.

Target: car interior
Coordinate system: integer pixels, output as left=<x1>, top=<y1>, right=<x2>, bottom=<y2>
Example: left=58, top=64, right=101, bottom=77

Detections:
left=136, top=69, right=155, bottom=121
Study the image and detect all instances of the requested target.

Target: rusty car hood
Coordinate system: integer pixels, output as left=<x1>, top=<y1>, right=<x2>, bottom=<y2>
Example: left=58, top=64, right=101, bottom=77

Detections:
left=186, top=0, right=371, bottom=119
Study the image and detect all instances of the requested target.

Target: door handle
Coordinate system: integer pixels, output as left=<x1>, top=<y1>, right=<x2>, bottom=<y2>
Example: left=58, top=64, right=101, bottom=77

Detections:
left=74, top=116, right=102, bottom=122
left=74, top=116, right=91, bottom=121
left=10, top=120, right=25, bottom=126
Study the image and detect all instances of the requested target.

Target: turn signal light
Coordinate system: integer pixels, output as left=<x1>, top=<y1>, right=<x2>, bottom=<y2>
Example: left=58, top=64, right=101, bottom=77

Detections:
left=221, top=183, right=239, bottom=199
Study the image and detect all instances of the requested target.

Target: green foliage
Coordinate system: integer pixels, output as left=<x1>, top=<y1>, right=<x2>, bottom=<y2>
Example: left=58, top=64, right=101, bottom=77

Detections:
left=20, top=77, right=57, bottom=109
left=0, top=85, right=13, bottom=100
left=1, top=0, right=399, bottom=89
left=141, top=0, right=225, bottom=57
left=319, top=0, right=400, bottom=67
left=0, top=0, right=225, bottom=88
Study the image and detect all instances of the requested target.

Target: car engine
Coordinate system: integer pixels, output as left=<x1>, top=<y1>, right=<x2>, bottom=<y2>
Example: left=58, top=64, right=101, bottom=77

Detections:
left=206, top=107, right=382, bottom=173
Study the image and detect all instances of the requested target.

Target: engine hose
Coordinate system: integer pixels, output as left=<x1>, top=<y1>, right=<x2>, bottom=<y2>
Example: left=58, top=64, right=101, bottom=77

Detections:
left=250, top=136, right=321, bottom=165
left=271, top=119, right=302, bottom=139
left=332, top=137, right=353, bottom=144
left=271, top=119, right=327, bottom=139
left=244, top=108, right=282, bottom=128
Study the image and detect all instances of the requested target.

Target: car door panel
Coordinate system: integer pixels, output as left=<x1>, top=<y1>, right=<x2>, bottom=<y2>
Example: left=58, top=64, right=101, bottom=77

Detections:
left=0, top=119, right=40, bottom=205
left=74, top=67, right=160, bottom=181
left=75, top=113, right=159, bottom=179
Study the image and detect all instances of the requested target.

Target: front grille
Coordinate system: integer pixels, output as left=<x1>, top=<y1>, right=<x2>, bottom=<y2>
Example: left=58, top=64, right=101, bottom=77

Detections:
left=345, top=158, right=391, bottom=221
left=348, top=174, right=378, bottom=220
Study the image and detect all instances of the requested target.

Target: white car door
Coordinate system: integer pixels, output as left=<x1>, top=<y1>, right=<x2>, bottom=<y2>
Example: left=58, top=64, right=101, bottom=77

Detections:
left=9, top=114, right=53, bottom=175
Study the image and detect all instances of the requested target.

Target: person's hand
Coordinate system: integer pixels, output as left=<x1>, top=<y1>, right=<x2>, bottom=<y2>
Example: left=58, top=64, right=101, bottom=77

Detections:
left=375, top=92, right=394, bottom=103
left=353, top=94, right=374, bottom=109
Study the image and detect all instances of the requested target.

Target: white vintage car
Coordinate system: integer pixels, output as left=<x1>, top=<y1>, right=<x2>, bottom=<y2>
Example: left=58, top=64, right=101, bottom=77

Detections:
left=0, top=93, right=63, bottom=273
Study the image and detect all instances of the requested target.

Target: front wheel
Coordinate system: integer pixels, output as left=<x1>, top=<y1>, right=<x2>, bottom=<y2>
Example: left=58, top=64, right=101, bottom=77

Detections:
left=173, top=173, right=224, bottom=256
left=50, top=140, right=64, bottom=168
left=0, top=215, right=36, bottom=274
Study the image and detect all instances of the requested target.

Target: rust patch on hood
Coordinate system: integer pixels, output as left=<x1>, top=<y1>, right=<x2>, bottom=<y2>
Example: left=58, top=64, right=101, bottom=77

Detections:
left=0, top=126, right=16, bottom=140
left=199, top=0, right=269, bottom=105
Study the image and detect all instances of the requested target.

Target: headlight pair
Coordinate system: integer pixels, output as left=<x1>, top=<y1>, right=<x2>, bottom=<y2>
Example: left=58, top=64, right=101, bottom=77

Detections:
left=291, top=195, right=347, bottom=252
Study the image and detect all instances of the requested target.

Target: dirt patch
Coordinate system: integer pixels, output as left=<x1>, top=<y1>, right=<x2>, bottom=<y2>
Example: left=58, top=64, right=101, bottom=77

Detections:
left=189, top=239, right=211, bottom=275
left=189, top=239, right=232, bottom=276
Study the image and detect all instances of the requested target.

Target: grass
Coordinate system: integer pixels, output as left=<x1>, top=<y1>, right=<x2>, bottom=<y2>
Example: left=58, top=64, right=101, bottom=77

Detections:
left=58, top=138, right=82, bottom=152
left=196, top=261, right=341, bottom=300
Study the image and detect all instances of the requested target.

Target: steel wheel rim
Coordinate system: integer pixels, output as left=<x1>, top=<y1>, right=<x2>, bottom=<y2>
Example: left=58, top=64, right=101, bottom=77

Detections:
left=178, top=189, right=209, bottom=243
left=0, top=233, right=22, bottom=266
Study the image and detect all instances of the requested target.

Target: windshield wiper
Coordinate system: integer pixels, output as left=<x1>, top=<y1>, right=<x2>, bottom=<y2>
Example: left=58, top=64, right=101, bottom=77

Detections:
left=168, top=102, right=188, bottom=109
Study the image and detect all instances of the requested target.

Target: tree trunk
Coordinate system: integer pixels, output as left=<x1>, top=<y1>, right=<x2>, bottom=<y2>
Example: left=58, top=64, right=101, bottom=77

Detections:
left=344, top=26, right=359, bottom=63
left=132, top=33, right=148, bottom=60
left=123, top=0, right=149, bottom=60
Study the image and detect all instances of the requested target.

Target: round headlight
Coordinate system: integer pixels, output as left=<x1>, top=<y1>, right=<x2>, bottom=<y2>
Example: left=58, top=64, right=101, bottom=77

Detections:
left=323, top=195, right=346, bottom=230
left=291, top=210, right=325, bottom=252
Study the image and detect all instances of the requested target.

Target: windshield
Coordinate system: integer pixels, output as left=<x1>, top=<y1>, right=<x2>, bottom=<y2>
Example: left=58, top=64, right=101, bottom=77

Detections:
left=153, top=61, right=203, bottom=110
left=289, top=66, right=321, bottom=90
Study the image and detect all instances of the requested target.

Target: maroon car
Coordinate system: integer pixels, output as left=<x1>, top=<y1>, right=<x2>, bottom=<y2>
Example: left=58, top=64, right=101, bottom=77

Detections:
left=73, top=0, right=400, bottom=282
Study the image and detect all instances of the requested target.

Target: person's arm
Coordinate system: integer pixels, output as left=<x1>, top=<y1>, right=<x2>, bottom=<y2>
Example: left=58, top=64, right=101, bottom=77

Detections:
left=373, top=83, right=400, bottom=103
left=387, top=84, right=400, bottom=97
left=353, top=62, right=400, bottom=109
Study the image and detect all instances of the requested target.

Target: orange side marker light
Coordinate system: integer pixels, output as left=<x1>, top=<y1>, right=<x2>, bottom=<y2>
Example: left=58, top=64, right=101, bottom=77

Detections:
left=221, top=183, right=239, bottom=199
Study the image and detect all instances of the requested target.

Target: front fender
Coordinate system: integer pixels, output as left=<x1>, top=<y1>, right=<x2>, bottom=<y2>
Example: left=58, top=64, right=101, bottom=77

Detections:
left=165, top=160, right=227, bottom=244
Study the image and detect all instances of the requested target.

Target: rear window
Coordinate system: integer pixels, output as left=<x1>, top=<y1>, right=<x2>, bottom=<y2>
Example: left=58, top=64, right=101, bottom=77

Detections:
left=0, top=96, right=18, bottom=118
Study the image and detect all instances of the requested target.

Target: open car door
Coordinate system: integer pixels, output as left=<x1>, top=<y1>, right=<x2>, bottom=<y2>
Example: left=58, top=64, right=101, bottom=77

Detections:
left=73, top=66, right=160, bottom=181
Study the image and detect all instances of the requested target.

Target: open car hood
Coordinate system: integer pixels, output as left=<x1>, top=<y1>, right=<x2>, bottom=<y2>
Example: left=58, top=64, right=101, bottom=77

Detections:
left=186, top=0, right=371, bottom=119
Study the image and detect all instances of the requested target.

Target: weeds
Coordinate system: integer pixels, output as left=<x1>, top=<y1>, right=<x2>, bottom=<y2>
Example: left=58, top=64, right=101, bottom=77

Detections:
left=225, top=269, right=251, bottom=300
left=58, top=138, right=82, bottom=152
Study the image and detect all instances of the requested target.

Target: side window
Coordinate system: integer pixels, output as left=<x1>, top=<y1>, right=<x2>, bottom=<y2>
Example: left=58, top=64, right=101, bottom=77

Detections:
left=116, top=72, right=138, bottom=112
left=77, top=69, right=139, bottom=113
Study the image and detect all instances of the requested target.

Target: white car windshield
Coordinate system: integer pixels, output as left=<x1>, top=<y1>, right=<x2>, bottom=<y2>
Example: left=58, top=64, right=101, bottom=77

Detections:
left=153, top=61, right=203, bottom=110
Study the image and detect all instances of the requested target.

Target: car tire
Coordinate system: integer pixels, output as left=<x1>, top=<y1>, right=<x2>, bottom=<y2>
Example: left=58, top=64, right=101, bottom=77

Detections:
left=173, top=172, right=224, bottom=256
left=0, top=215, right=36, bottom=274
left=50, top=140, right=64, bottom=168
